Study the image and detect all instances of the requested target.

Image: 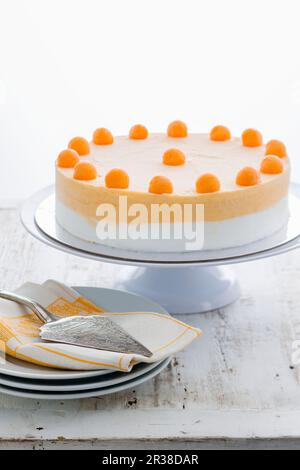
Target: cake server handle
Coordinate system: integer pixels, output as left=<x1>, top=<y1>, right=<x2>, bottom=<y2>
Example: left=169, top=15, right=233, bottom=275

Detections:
left=0, top=290, right=57, bottom=324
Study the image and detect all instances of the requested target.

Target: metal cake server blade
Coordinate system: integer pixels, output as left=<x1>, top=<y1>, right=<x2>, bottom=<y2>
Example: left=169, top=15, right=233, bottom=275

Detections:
left=39, top=315, right=152, bottom=356
left=0, top=290, right=153, bottom=358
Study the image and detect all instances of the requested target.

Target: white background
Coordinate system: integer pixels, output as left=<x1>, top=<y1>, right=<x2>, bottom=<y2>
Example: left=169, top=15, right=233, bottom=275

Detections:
left=0, top=0, right=299, bottom=205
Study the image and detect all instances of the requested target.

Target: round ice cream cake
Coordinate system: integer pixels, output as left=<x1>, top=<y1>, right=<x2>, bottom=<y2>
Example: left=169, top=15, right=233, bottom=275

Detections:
left=55, top=122, right=290, bottom=252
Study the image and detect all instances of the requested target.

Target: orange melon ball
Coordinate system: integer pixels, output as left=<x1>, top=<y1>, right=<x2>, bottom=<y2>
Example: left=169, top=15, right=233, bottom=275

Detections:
left=163, top=148, right=186, bottom=166
left=68, top=137, right=90, bottom=156
left=242, top=129, right=263, bottom=147
left=167, top=121, right=188, bottom=138
left=265, top=140, right=287, bottom=158
left=57, top=149, right=80, bottom=168
left=129, top=124, right=149, bottom=140
left=105, top=169, right=130, bottom=189
left=93, top=128, right=114, bottom=145
left=210, top=125, right=231, bottom=142
left=236, top=167, right=260, bottom=186
left=260, top=155, right=284, bottom=175
left=73, top=162, right=97, bottom=181
left=196, top=173, right=221, bottom=194
left=149, top=176, right=173, bottom=195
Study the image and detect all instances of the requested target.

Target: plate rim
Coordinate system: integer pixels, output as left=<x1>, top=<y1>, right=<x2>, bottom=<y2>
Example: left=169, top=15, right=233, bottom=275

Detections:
left=0, top=357, right=171, bottom=400
left=0, top=359, right=166, bottom=391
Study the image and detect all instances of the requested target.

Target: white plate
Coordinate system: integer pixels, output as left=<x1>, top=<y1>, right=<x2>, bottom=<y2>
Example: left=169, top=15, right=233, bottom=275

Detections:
left=0, top=359, right=166, bottom=391
left=0, top=358, right=171, bottom=400
left=0, top=286, right=168, bottom=381
left=0, top=355, right=113, bottom=381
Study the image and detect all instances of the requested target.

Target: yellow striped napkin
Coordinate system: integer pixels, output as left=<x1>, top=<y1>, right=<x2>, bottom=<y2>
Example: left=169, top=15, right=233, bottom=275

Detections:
left=0, top=280, right=202, bottom=372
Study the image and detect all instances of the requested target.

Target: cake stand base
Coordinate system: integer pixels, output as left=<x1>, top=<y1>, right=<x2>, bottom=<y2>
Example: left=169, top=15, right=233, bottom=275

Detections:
left=113, top=265, right=241, bottom=314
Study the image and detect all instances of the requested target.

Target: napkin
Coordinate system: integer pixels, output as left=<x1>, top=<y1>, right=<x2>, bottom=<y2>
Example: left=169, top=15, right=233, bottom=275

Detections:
left=0, top=280, right=202, bottom=372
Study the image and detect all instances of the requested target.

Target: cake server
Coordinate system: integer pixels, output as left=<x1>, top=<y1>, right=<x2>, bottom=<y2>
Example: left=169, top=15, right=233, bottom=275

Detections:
left=0, top=291, right=153, bottom=357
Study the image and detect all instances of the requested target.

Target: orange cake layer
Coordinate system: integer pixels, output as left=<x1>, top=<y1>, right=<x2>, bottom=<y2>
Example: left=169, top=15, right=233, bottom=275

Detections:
left=56, top=131, right=290, bottom=225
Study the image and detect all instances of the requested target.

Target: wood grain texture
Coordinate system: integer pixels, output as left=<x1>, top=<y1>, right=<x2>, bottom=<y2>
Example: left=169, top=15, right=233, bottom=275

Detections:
left=0, top=208, right=300, bottom=450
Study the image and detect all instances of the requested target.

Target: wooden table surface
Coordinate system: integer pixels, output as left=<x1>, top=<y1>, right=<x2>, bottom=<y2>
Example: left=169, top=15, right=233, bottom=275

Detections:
left=0, top=208, right=300, bottom=450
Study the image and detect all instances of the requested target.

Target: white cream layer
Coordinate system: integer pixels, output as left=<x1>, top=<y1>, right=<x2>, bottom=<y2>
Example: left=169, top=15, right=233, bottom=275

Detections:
left=56, top=198, right=289, bottom=252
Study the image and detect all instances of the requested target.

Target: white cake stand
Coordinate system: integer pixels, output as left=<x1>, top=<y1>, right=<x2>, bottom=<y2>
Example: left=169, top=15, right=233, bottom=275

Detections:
left=21, top=185, right=300, bottom=314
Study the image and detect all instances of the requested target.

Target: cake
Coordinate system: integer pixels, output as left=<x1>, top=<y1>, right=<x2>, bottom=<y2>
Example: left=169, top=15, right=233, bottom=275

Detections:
left=55, top=122, right=290, bottom=252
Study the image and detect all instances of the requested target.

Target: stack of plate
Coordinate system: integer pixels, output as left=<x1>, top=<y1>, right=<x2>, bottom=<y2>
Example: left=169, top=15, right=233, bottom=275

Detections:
left=0, top=355, right=171, bottom=400
left=0, top=287, right=171, bottom=400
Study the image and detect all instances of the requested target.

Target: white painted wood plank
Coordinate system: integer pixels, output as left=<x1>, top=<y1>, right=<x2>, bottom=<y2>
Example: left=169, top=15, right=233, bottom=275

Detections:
left=0, top=209, right=299, bottom=446
left=1, top=409, right=300, bottom=441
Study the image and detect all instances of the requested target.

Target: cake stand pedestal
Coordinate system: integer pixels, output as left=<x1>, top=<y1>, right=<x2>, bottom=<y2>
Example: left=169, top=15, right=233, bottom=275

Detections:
left=21, top=185, right=300, bottom=314
left=113, top=265, right=240, bottom=314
